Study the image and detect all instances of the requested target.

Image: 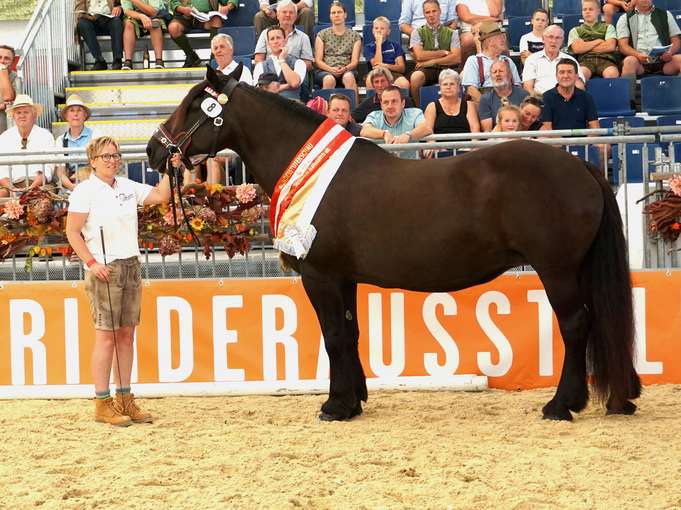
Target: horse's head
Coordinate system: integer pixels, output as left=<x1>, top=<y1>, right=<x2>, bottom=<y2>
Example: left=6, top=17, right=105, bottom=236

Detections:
left=146, top=64, right=242, bottom=172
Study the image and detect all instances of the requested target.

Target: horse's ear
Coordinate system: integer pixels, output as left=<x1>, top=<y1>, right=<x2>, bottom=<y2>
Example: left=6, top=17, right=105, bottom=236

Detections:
left=206, top=64, right=221, bottom=87
left=227, top=62, right=243, bottom=82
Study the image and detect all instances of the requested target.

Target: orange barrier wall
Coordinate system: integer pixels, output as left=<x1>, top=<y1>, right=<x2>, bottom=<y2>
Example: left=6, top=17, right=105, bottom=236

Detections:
left=0, top=272, right=678, bottom=393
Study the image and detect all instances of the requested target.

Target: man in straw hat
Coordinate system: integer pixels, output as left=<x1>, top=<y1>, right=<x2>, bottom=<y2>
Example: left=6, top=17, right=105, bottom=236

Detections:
left=461, top=20, right=521, bottom=102
left=54, top=94, right=101, bottom=190
left=0, top=94, right=54, bottom=197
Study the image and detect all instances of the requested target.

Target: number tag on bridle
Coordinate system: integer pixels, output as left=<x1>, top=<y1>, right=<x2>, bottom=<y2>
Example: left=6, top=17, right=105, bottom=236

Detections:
left=201, top=97, right=222, bottom=118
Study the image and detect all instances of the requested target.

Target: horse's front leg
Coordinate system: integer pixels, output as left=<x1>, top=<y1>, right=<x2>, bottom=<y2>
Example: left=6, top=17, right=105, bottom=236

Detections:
left=301, top=272, right=363, bottom=421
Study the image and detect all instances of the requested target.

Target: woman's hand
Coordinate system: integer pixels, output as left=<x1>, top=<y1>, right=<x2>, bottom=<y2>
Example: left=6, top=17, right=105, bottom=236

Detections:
left=91, top=262, right=112, bottom=283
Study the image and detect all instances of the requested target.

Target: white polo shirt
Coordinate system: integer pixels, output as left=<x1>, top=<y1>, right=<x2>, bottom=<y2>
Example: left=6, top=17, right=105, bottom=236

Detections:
left=522, top=50, right=585, bottom=95
left=0, top=125, right=55, bottom=182
left=68, top=174, right=152, bottom=265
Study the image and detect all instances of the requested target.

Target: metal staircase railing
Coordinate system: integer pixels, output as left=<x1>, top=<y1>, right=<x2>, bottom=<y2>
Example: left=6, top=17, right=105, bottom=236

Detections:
left=16, top=0, right=79, bottom=129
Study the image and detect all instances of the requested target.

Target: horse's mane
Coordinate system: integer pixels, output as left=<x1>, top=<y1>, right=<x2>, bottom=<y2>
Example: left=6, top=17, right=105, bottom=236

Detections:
left=237, top=83, right=328, bottom=125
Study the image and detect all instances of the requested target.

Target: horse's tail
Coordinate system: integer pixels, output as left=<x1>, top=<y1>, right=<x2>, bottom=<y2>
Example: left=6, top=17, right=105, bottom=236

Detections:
left=581, top=162, right=641, bottom=406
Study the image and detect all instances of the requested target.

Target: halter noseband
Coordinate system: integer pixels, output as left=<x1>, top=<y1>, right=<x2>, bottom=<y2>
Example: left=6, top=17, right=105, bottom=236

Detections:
left=153, top=77, right=240, bottom=170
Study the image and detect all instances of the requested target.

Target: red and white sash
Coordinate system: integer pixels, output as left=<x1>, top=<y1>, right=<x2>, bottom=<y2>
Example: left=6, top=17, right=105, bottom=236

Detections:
left=270, top=118, right=355, bottom=259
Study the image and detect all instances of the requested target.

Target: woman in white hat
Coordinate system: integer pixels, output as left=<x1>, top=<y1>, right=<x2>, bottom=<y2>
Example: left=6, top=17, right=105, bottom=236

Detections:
left=54, top=94, right=101, bottom=190
left=0, top=94, right=54, bottom=197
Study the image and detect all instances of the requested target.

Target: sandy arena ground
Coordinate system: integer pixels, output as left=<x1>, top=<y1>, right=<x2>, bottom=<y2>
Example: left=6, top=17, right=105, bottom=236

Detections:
left=1, top=385, right=681, bottom=509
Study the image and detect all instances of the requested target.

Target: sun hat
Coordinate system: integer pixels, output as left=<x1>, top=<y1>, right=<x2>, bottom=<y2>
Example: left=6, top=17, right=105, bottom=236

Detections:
left=60, top=94, right=91, bottom=120
left=477, top=21, right=506, bottom=42
left=7, top=94, right=43, bottom=118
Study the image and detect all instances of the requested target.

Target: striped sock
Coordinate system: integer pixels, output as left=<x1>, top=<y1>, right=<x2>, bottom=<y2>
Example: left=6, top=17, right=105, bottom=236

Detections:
left=95, top=390, right=111, bottom=400
left=116, top=387, right=131, bottom=395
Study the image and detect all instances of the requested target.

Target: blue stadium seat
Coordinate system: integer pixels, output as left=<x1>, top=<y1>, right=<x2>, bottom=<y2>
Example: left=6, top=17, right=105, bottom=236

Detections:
left=552, top=0, right=582, bottom=17
left=656, top=115, right=681, bottom=160
left=560, top=14, right=584, bottom=37
left=610, top=11, right=623, bottom=27
left=362, top=22, right=401, bottom=45
left=599, top=116, right=645, bottom=129
left=564, top=145, right=602, bottom=168
left=223, top=0, right=260, bottom=26
left=641, top=76, right=681, bottom=115
left=313, top=88, right=357, bottom=109
left=654, top=0, right=681, bottom=9
left=419, top=84, right=440, bottom=110
left=217, top=26, right=256, bottom=57
left=505, top=0, right=543, bottom=17
left=610, top=143, right=663, bottom=185
left=317, top=0, right=356, bottom=24
left=587, top=78, right=635, bottom=117
left=364, top=0, right=401, bottom=22
left=670, top=10, right=681, bottom=25
left=507, top=16, right=531, bottom=52
left=127, top=163, right=160, bottom=186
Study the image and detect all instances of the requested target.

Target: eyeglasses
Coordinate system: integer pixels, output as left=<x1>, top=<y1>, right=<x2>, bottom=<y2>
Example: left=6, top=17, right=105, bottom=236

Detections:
left=20, top=137, right=27, bottom=149
left=96, top=153, right=122, bottom=162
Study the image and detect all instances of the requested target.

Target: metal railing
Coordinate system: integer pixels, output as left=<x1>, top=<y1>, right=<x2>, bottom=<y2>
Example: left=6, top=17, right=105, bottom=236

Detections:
left=16, top=0, right=78, bottom=130
left=3, top=126, right=681, bottom=280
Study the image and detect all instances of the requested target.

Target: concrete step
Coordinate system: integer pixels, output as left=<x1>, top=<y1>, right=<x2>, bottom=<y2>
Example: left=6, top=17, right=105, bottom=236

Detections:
left=69, top=67, right=206, bottom=87
left=64, top=83, right=195, bottom=105
left=56, top=103, right=177, bottom=120
left=52, top=118, right=164, bottom=142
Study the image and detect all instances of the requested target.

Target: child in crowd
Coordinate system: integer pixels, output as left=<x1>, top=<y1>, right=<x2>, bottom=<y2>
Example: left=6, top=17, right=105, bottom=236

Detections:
left=567, top=0, right=619, bottom=81
left=364, top=16, right=409, bottom=89
left=492, top=104, right=522, bottom=140
left=519, top=8, right=549, bottom=63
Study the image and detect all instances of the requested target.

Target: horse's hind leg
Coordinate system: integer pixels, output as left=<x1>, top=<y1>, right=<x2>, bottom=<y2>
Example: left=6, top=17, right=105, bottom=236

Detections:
left=540, top=273, right=590, bottom=421
left=301, top=272, right=364, bottom=421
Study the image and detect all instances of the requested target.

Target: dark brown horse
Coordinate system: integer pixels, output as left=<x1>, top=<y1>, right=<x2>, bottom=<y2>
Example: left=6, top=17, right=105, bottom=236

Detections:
left=147, top=66, right=641, bottom=421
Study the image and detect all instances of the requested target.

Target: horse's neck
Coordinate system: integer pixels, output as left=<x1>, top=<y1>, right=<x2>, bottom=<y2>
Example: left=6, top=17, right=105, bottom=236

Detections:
left=229, top=91, right=321, bottom=196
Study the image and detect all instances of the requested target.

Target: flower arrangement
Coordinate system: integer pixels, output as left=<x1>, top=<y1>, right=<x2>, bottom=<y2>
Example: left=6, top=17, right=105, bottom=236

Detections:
left=0, top=183, right=264, bottom=270
left=644, top=175, right=681, bottom=242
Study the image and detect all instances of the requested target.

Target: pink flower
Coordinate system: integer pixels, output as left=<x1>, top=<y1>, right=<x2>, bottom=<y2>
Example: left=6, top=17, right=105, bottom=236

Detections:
left=235, top=183, right=257, bottom=204
left=4, top=198, right=24, bottom=220
left=163, top=209, right=183, bottom=226
left=669, top=175, right=681, bottom=197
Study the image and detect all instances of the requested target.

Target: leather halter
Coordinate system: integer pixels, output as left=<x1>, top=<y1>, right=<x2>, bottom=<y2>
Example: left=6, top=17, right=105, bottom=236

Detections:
left=153, top=76, right=240, bottom=170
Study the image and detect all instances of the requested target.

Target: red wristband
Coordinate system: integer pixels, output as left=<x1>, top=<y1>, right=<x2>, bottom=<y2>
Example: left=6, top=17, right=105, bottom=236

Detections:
left=86, top=258, right=96, bottom=268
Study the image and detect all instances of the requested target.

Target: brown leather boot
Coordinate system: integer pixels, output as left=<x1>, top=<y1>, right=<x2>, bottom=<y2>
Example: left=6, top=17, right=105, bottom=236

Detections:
left=116, top=393, right=153, bottom=423
left=94, top=397, right=132, bottom=427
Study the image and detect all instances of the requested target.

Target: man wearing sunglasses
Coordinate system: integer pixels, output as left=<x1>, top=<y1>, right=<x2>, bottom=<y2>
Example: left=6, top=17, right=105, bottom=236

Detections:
left=0, top=94, right=54, bottom=197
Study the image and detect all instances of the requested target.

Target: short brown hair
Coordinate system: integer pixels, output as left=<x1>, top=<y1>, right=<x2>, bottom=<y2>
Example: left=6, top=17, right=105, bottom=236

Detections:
left=329, top=93, right=351, bottom=108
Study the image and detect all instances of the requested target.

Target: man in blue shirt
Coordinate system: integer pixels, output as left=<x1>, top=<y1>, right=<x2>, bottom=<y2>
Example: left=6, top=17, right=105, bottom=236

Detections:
left=541, top=58, right=599, bottom=130
left=360, top=86, right=433, bottom=159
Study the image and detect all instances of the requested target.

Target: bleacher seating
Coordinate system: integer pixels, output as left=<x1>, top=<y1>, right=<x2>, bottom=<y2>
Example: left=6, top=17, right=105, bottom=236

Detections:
left=560, top=14, right=583, bottom=37
left=317, top=0, right=356, bottom=24
left=223, top=1, right=260, bottom=27
left=364, top=0, right=401, bottom=23
left=599, top=116, right=658, bottom=184
left=587, top=78, right=635, bottom=117
left=217, top=26, right=256, bottom=58
left=507, top=16, right=531, bottom=52
left=655, top=0, right=681, bottom=9
left=551, top=0, right=582, bottom=17
left=312, top=88, right=357, bottom=109
left=656, top=115, right=681, bottom=160
left=366, top=87, right=409, bottom=98
left=641, top=76, right=681, bottom=116
left=505, top=0, right=543, bottom=18
left=362, top=22, right=401, bottom=45
left=418, top=85, right=440, bottom=110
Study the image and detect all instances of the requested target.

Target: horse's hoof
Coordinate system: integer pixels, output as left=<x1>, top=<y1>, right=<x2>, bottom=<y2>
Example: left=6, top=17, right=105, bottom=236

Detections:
left=542, top=401, right=573, bottom=421
left=319, top=412, right=342, bottom=422
left=606, top=400, right=637, bottom=416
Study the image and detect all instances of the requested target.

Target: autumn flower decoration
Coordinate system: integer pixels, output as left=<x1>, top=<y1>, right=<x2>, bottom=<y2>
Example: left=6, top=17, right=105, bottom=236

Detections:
left=644, top=174, right=681, bottom=241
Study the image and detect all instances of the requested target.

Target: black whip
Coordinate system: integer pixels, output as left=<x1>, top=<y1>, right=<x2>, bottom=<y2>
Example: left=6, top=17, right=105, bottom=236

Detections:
left=99, top=226, right=124, bottom=391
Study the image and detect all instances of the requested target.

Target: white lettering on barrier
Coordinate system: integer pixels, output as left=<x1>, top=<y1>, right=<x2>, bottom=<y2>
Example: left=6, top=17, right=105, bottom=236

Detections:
left=527, top=290, right=554, bottom=376
left=64, top=298, right=80, bottom=384
left=316, top=334, right=329, bottom=379
left=633, top=287, right=663, bottom=375
left=368, top=292, right=406, bottom=378
left=262, top=294, right=300, bottom=381
left=156, top=297, right=194, bottom=382
left=212, top=295, right=245, bottom=381
left=476, top=291, right=513, bottom=377
left=422, top=293, right=460, bottom=376
left=10, top=299, right=47, bottom=385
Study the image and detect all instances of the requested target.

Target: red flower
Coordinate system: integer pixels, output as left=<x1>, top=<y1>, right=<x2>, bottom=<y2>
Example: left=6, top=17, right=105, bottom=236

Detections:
left=672, top=223, right=680, bottom=231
